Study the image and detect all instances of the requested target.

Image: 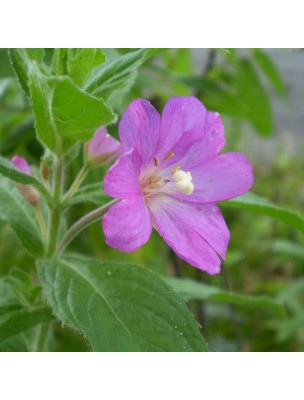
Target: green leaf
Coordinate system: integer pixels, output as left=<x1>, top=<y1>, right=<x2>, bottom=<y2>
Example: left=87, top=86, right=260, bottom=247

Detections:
left=37, top=256, right=207, bottom=352
left=29, top=72, right=116, bottom=154
left=222, top=192, right=304, bottom=235
left=9, top=48, right=115, bottom=154
left=4, top=267, right=41, bottom=305
left=67, top=49, right=106, bottom=87
left=84, top=48, right=166, bottom=105
left=51, top=48, right=68, bottom=75
left=0, top=154, right=52, bottom=204
left=166, top=278, right=285, bottom=316
left=9, top=48, right=45, bottom=96
left=0, top=178, right=44, bottom=257
left=252, top=49, right=286, bottom=97
left=0, top=306, right=52, bottom=343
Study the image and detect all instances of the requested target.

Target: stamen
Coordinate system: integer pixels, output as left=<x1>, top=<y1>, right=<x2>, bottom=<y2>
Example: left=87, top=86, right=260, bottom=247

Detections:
left=147, top=173, right=156, bottom=184
left=153, top=156, right=160, bottom=166
left=171, top=164, right=181, bottom=174
left=163, top=178, right=170, bottom=183
left=165, top=151, right=175, bottom=161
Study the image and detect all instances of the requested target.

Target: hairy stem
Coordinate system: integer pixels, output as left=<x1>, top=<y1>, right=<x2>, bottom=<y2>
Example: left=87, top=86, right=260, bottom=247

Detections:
left=62, top=165, right=89, bottom=207
left=35, top=205, right=47, bottom=248
left=47, top=157, right=64, bottom=257
left=58, top=199, right=118, bottom=255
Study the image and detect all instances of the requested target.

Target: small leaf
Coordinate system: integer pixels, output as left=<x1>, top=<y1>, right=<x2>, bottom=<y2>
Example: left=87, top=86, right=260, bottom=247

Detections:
left=37, top=256, right=208, bottom=352
left=0, top=178, right=43, bottom=256
left=166, top=278, right=285, bottom=316
left=222, top=192, right=304, bottom=235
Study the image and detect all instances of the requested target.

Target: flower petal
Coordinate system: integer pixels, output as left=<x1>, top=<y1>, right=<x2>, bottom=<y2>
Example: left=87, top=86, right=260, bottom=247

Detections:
left=177, top=152, right=254, bottom=204
left=103, top=196, right=152, bottom=252
left=119, top=99, right=161, bottom=162
left=158, top=96, right=207, bottom=162
left=177, top=111, right=226, bottom=170
left=104, top=149, right=143, bottom=199
left=149, top=196, right=230, bottom=274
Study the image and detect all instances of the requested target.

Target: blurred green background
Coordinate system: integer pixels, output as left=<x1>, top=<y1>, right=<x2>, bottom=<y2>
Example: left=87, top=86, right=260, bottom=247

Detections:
left=1, top=48, right=303, bottom=351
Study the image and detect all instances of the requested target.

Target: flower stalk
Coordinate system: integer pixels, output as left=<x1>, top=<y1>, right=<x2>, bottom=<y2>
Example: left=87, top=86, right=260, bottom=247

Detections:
left=47, top=157, right=64, bottom=257
left=58, top=199, right=119, bottom=255
left=62, top=164, right=89, bottom=207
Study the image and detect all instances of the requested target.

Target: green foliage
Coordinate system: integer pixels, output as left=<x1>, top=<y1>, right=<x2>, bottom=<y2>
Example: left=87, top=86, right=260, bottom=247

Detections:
left=0, top=48, right=301, bottom=351
left=0, top=270, right=52, bottom=351
left=166, top=278, right=285, bottom=316
left=37, top=256, right=208, bottom=352
left=83, top=48, right=166, bottom=106
left=223, top=192, right=304, bottom=235
left=67, top=49, right=106, bottom=86
left=0, top=154, right=51, bottom=203
left=0, top=178, right=43, bottom=257
left=252, top=49, right=286, bottom=97
left=9, top=48, right=116, bottom=155
left=30, top=74, right=115, bottom=154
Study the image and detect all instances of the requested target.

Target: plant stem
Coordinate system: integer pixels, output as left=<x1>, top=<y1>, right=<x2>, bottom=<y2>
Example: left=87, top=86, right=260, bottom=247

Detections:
left=62, top=165, right=89, bottom=207
left=35, top=205, right=47, bottom=247
left=47, top=157, right=64, bottom=257
left=58, top=199, right=118, bottom=255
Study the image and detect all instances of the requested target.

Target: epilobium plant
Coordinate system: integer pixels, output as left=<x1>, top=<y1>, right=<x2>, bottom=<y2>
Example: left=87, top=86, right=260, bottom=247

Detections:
left=0, top=49, right=254, bottom=352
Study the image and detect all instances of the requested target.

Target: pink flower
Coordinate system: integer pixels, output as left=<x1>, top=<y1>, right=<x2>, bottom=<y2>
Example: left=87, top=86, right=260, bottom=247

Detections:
left=103, top=97, right=254, bottom=274
left=84, top=127, right=122, bottom=167
left=11, top=155, right=40, bottom=206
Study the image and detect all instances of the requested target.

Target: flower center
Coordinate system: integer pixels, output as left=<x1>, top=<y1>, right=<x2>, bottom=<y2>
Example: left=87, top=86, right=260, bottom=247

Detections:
left=140, top=152, right=194, bottom=197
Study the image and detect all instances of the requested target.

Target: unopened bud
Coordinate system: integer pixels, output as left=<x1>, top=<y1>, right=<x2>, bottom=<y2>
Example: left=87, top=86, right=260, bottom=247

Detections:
left=84, top=127, right=122, bottom=167
left=40, top=160, right=50, bottom=181
left=11, top=155, right=40, bottom=206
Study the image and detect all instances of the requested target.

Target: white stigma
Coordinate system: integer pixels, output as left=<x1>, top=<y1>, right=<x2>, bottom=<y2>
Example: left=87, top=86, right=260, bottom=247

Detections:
left=173, top=169, right=194, bottom=195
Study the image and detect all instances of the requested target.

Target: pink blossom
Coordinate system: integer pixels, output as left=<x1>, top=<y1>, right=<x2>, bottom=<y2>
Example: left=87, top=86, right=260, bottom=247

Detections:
left=84, top=127, right=122, bottom=167
left=11, top=155, right=40, bottom=206
left=103, top=97, right=254, bottom=274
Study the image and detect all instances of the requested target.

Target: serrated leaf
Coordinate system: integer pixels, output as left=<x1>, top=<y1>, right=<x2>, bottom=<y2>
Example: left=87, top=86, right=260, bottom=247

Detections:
left=222, top=192, right=304, bottom=235
left=166, top=278, right=285, bottom=316
left=68, top=48, right=106, bottom=86
left=0, top=178, right=44, bottom=257
left=84, top=48, right=166, bottom=105
left=9, top=48, right=116, bottom=154
left=29, top=73, right=116, bottom=154
left=0, top=154, right=52, bottom=203
left=37, top=256, right=208, bottom=352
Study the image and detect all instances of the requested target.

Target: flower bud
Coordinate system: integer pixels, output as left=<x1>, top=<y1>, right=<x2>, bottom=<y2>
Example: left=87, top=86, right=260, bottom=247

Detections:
left=84, top=127, right=122, bottom=167
left=40, top=160, right=50, bottom=182
left=11, top=155, right=40, bottom=206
